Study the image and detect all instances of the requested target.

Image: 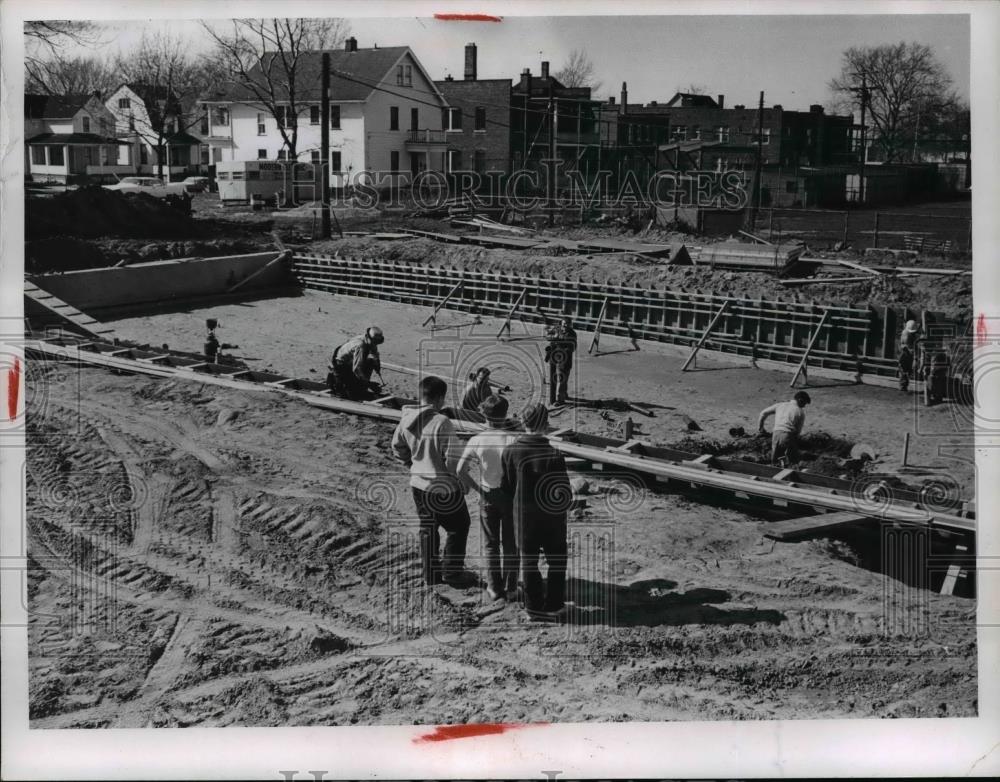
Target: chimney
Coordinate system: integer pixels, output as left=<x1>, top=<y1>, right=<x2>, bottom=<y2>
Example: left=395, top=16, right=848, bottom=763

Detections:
left=621, top=81, right=628, bottom=109
left=464, top=43, right=477, bottom=81
left=608, top=96, right=616, bottom=105
left=648, top=100, right=657, bottom=107
left=541, top=61, right=549, bottom=79
left=810, top=104, right=824, bottom=114
left=717, top=94, right=724, bottom=109
left=520, top=68, right=532, bottom=94
left=345, top=36, right=357, bottom=52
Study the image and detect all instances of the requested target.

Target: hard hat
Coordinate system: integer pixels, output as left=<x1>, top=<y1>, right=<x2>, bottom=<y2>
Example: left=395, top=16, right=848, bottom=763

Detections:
left=366, top=326, right=385, bottom=343
left=904, top=320, right=919, bottom=333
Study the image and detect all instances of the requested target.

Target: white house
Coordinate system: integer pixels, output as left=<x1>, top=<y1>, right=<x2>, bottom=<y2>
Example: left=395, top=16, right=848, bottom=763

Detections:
left=25, top=93, right=129, bottom=184
left=200, top=38, right=452, bottom=188
left=105, top=83, right=206, bottom=179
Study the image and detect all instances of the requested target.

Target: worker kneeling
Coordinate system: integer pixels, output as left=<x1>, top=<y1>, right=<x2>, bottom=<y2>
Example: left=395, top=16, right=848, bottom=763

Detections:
left=758, top=391, right=811, bottom=465
left=328, top=326, right=384, bottom=401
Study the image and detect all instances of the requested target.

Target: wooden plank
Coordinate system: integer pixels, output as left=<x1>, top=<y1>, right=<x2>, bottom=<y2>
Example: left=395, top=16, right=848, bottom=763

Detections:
left=939, top=543, right=969, bottom=596
left=833, top=258, right=882, bottom=276
left=421, top=278, right=464, bottom=327
left=681, top=299, right=732, bottom=371
left=764, top=511, right=872, bottom=541
left=589, top=297, right=610, bottom=354
left=789, top=308, right=831, bottom=387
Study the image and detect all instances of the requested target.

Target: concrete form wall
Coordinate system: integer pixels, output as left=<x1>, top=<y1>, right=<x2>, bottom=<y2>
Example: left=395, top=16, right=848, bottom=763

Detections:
left=27, top=252, right=287, bottom=312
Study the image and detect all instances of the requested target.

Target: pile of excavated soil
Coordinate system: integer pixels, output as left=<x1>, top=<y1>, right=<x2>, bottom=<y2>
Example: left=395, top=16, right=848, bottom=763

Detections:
left=27, top=187, right=198, bottom=241
left=25, top=236, right=270, bottom=273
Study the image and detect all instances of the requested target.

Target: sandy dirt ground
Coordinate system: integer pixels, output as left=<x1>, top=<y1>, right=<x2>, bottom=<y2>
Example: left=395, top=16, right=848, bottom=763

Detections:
left=25, top=289, right=977, bottom=727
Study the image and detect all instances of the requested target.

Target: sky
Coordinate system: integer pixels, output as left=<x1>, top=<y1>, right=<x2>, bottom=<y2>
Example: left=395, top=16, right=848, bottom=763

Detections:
left=54, top=14, right=970, bottom=112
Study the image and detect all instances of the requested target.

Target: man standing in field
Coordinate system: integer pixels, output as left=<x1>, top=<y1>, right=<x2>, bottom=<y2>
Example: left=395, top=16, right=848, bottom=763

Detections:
left=457, top=395, right=520, bottom=601
left=501, top=402, right=572, bottom=621
left=757, top=391, right=811, bottom=465
left=898, top=319, right=921, bottom=392
left=544, top=316, right=577, bottom=406
left=391, top=376, right=472, bottom=587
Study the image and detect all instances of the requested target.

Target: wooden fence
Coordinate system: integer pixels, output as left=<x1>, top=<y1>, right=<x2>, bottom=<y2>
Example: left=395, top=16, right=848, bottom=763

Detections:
left=292, top=254, right=956, bottom=380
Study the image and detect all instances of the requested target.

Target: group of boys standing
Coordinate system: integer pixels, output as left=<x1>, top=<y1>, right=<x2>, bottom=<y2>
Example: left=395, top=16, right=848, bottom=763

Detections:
left=390, top=376, right=572, bottom=622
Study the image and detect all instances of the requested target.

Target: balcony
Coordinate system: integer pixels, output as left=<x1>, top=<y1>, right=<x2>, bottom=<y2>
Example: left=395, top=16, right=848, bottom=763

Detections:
left=406, top=129, right=450, bottom=146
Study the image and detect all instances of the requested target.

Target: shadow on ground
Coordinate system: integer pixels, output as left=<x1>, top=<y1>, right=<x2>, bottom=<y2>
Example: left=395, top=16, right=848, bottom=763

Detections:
left=565, top=577, right=786, bottom=628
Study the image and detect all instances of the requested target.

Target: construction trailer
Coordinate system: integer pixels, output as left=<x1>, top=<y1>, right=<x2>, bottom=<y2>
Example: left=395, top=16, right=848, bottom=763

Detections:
left=215, top=160, right=293, bottom=204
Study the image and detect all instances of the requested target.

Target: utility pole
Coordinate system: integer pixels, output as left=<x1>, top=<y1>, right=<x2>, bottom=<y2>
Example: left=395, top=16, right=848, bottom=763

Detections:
left=548, top=81, right=556, bottom=227
left=857, top=74, right=868, bottom=205
left=749, top=90, right=764, bottom=229
left=320, top=52, right=332, bottom=239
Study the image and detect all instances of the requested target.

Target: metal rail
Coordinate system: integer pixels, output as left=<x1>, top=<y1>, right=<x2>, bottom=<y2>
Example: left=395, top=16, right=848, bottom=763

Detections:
left=26, top=334, right=975, bottom=536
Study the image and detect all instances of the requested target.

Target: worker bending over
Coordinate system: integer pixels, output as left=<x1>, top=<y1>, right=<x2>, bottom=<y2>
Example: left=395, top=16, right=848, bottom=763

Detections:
left=461, top=367, right=493, bottom=413
left=758, top=390, right=811, bottom=465
left=391, top=376, right=472, bottom=587
left=457, top=395, right=520, bottom=601
left=328, top=326, right=384, bottom=400
left=501, top=402, right=572, bottom=621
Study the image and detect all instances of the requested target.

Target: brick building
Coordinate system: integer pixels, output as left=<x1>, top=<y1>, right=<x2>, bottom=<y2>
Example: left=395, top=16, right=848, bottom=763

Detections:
left=434, top=44, right=512, bottom=175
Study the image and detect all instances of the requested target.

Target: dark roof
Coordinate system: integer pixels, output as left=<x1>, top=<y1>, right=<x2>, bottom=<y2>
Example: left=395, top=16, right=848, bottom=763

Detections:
left=163, top=131, right=201, bottom=145
left=127, top=83, right=173, bottom=104
left=24, top=93, right=95, bottom=119
left=666, top=92, right=720, bottom=108
left=26, top=132, right=128, bottom=145
left=204, top=47, right=412, bottom=103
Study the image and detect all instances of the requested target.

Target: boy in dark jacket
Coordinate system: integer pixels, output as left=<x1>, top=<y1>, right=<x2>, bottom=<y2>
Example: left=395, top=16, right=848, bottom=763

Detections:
left=500, top=402, right=572, bottom=621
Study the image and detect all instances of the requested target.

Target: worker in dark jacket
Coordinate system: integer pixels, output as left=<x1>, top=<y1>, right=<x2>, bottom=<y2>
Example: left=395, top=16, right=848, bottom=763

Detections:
left=544, top=316, right=577, bottom=405
left=328, top=326, right=384, bottom=400
left=500, top=402, right=572, bottom=621
left=460, top=367, right=493, bottom=413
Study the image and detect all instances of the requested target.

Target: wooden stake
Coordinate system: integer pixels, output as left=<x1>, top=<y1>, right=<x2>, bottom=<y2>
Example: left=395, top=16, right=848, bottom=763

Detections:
left=421, top=278, right=464, bottom=328
left=496, top=287, right=527, bottom=340
left=789, top=308, right=830, bottom=387
left=682, top=299, right=732, bottom=371
left=589, top=297, right=610, bottom=354
left=902, top=431, right=910, bottom=467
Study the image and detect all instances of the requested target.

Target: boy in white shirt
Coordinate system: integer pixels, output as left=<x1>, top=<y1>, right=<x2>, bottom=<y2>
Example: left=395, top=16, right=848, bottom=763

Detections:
left=457, top=395, right=520, bottom=600
left=758, top=391, right=811, bottom=465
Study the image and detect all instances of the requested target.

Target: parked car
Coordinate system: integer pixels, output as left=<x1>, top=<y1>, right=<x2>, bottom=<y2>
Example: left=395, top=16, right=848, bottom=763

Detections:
left=103, top=177, right=187, bottom=198
left=181, top=176, right=210, bottom=193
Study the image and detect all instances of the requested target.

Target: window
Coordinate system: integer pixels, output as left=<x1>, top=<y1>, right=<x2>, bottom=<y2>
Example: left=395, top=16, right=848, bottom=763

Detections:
left=200, top=145, right=209, bottom=164
left=475, top=107, right=486, bottom=131
left=118, top=97, right=131, bottom=109
left=690, top=126, right=700, bottom=140
left=129, top=114, right=136, bottom=131
left=443, top=107, right=462, bottom=131
left=671, top=126, right=687, bottom=141
left=715, top=126, right=730, bottom=143
left=277, top=149, right=288, bottom=161
left=257, top=149, right=268, bottom=160
left=310, top=149, right=321, bottom=164
left=257, top=113, right=267, bottom=135
left=81, top=116, right=91, bottom=133
left=410, top=107, right=419, bottom=131
left=474, top=149, right=485, bottom=172
left=760, top=129, right=771, bottom=145
left=390, top=150, right=399, bottom=172
left=200, top=113, right=209, bottom=135
left=330, top=151, right=342, bottom=172
left=310, top=105, right=320, bottom=125
left=390, top=106, right=399, bottom=131
left=448, top=150, right=462, bottom=172
left=396, top=64, right=412, bottom=87
left=48, top=145, right=65, bottom=166
left=330, top=105, right=340, bottom=129
left=212, top=107, right=229, bottom=126
left=30, top=146, right=46, bottom=165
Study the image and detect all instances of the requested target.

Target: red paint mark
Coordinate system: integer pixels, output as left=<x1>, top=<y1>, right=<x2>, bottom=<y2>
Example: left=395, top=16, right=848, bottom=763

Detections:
left=976, top=312, right=988, bottom=347
left=433, top=13, right=503, bottom=22
left=414, top=722, right=540, bottom=743
left=7, top=357, right=20, bottom=421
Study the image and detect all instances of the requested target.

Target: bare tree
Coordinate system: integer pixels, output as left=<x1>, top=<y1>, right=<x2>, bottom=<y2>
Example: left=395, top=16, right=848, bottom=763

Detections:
left=554, top=49, right=603, bottom=94
left=674, top=82, right=710, bottom=96
left=26, top=55, right=116, bottom=96
left=829, top=41, right=955, bottom=163
left=116, top=32, right=205, bottom=180
left=200, top=18, right=351, bottom=161
left=24, top=20, right=104, bottom=93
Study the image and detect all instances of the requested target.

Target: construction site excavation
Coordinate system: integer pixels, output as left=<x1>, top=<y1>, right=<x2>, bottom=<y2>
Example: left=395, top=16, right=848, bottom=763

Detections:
left=22, top=181, right=979, bottom=728
left=14, top=11, right=987, bottom=744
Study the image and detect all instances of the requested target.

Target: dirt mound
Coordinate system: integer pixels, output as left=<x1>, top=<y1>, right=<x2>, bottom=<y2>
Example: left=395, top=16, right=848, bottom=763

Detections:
left=27, top=186, right=200, bottom=241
